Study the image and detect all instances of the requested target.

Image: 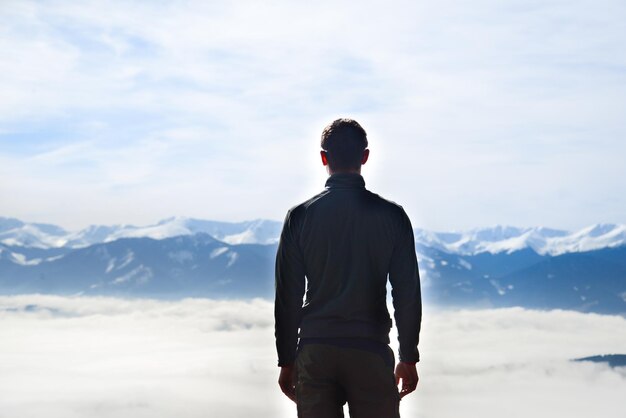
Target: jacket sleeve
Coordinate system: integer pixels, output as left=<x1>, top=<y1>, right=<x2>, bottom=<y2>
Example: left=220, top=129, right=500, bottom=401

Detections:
left=389, top=209, right=422, bottom=363
left=274, top=209, right=306, bottom=367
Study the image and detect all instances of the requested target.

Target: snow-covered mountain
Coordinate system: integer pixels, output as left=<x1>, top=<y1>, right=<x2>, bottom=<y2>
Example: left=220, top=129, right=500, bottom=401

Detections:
left=0, top=218, right=69, bottom=248
left=0, top=234, right=275, bottom=298
left=1, top=216, right=625, bottom=314
left=2, top=216, right=625, bottom=257
left=413, top=224, right=626, bottom=256
left=0, top=217, right=282, bottom=250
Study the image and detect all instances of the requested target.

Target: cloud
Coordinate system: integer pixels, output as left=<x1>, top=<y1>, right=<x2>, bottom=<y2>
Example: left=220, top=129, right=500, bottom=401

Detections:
left=0, top=295, right=625, bottom=418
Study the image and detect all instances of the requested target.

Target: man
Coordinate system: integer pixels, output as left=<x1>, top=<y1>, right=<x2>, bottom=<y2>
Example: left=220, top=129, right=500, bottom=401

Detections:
left=275, top=118, right=422, bottom=418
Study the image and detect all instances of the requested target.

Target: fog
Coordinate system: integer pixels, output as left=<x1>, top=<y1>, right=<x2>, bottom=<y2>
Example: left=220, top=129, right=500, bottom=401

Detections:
left=1, top=295, right=624, bottom=418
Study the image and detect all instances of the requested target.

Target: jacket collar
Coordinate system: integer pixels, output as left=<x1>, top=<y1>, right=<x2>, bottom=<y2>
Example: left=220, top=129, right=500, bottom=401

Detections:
left=325, top=173, right=366, bottom=189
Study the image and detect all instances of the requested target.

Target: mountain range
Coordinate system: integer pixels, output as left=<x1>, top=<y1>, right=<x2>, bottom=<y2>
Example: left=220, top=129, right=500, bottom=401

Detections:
left=1, top=216, right=625, bottom=314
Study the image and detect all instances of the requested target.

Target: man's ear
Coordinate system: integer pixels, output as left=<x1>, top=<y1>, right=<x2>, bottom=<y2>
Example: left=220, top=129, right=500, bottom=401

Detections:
left=320, top=150, right=328, bottom=166
left=361, top=149, right=370, bottom=165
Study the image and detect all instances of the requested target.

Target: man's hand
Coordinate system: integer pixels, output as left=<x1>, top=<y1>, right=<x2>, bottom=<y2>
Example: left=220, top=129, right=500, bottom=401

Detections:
left=278, top=364, right=297, bottom=403
left=395, top=362, right=419, bottom=399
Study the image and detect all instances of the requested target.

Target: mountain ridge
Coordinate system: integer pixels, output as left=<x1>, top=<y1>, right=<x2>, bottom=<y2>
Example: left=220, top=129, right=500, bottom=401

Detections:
left=2, top=216, right=625, bottom=257
left=1, top=219, right=625, bottom=315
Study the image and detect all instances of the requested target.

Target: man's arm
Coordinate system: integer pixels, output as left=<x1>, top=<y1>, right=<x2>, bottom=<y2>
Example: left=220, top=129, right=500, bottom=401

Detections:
left=274, top=209, right=306, bottom=401
left=388, top=208, right=422, bottom=397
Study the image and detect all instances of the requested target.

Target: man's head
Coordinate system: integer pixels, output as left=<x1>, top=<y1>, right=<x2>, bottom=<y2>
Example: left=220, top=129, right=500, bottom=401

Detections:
left=320, top=118, right=369, bottom=174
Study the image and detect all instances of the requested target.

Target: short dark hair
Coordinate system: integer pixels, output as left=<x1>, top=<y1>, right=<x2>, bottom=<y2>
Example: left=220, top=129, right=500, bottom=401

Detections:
left=320, top=118, right=368, bottom=171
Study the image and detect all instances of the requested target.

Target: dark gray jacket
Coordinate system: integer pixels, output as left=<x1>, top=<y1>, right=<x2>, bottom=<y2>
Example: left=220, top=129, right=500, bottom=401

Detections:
left=274, top=173, right=422, bottom=366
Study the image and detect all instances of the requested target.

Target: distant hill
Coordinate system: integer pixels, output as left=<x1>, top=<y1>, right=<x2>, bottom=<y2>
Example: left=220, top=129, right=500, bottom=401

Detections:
left=573, top=354, right=626, bottom=368
left=1, top=216, right=625, bottom=314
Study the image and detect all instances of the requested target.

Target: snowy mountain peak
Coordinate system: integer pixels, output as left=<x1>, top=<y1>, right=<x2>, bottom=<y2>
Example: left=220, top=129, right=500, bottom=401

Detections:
left=0, top=217, right=25, bottom=233
left=468, top=225, right=530, bottom=242
left=576, top=223, right=621, bottom=238
left=156, top=216, right=189, bottom=225
left=0, top=217, right=69, bottom=248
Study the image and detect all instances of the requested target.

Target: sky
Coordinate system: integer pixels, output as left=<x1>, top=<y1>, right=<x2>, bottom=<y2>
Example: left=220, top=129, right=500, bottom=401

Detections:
left=1, top=0, right=625, bottom=231
left=1, top=294, right=625, bottom=418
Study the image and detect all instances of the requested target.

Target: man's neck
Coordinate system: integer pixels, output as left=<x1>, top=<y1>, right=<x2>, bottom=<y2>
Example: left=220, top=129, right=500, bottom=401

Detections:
left=327, top=168, right=361, bottom=176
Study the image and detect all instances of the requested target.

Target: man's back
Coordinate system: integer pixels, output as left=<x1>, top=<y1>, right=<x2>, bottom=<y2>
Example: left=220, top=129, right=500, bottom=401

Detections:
left=275, top=173, right=421, bottom=366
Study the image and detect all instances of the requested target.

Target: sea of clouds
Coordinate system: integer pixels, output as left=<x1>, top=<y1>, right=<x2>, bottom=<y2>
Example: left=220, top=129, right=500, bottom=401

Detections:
left=0, top=295, right=625, bottom=418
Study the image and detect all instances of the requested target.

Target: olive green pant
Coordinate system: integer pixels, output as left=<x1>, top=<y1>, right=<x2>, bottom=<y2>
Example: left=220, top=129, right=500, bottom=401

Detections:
left=295, top=343, right=400, bottom=418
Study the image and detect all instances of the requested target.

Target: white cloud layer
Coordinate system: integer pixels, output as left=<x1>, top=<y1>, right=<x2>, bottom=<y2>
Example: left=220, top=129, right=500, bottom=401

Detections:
left=0, top=295, right=625, bottom=418
left=0, top=0, right=625, bottom=230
